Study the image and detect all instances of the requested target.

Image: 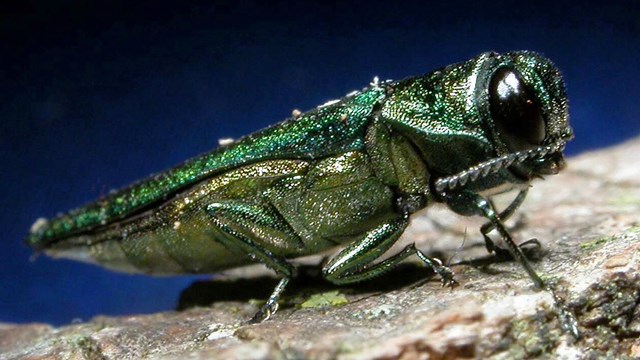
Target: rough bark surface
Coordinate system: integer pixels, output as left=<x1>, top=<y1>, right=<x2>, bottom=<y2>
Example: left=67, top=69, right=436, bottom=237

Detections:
left=3, top=138, right=640, bottom=360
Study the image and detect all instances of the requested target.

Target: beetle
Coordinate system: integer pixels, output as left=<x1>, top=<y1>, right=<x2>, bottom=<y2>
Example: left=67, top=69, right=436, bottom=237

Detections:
left=27, top=51, right=578, bottom=336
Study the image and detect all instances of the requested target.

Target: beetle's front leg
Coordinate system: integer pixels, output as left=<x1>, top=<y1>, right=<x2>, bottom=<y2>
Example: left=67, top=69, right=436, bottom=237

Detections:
left=206, top=201, right=302, bottom=323
left=445, top=190, right=580, bottom=338
left=322, top=215, right=456, bottom=288
left=445, top=191, right=545, bottom=287
left=480, top=188, right=541, bottom=257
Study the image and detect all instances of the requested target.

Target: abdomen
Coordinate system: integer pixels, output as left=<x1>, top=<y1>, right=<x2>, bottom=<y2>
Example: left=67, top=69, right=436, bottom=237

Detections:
left=40, top=159, right=311, bottom=275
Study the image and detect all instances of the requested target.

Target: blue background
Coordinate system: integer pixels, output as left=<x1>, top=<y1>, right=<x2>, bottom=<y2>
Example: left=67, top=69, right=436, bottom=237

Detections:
left=2, top=1, right=638, bottom=325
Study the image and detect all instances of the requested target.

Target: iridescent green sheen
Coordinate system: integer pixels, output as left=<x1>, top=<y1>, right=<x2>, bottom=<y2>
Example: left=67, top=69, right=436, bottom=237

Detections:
left=28, top=87, right=386, bottom=246
left=27, top=51, right=577, bottom=335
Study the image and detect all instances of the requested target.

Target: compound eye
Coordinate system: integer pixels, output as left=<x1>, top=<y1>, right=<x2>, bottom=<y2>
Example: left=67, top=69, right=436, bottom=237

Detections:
left=489, top=67, right=546, bottom=151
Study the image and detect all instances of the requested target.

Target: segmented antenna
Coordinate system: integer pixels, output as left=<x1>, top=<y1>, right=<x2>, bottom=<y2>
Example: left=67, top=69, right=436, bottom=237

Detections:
left=434, top=141, right=566, bottom=193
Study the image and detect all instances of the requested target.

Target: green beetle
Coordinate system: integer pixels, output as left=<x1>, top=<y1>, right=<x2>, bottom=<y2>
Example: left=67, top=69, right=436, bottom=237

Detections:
left=27, top=51, right=577, bottom=335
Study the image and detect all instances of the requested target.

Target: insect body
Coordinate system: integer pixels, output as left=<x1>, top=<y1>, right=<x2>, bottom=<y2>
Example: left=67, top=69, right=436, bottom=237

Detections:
left=28, top=51, right=578, bottom=335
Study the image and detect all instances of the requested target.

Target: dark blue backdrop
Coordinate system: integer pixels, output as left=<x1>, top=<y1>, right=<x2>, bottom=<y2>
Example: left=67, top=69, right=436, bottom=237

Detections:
left=2, top=1, right=638, bottom=325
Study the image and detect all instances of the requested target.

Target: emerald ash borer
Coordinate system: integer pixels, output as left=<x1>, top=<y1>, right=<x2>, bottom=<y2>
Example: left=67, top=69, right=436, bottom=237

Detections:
left=27, top=51, right=579, bottom=337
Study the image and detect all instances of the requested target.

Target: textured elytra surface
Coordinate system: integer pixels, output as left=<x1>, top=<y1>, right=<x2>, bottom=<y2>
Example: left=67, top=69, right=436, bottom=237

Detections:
left=3, top=137, right=640, bottom=359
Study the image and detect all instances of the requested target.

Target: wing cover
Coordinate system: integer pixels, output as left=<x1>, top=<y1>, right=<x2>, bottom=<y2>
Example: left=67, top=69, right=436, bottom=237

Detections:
left=28, top=87, right=386, bottom=248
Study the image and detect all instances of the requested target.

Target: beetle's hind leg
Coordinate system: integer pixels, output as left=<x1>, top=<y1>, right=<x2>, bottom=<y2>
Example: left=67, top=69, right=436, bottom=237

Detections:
left=206, top=201, right=303, bottom=322
left=480, top=189, right=541, bottom=258
left=323, top=215, right=457, bottom=288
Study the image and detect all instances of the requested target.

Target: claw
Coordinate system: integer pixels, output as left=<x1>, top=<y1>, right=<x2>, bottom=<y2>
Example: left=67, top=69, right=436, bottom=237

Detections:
left=519, top=238, right=541, bottom=250
left=432, top=258, right=458, bottom=289
left=249, top=302, right=278, bottom=324
left=249, top=308, right=270, bottom=324
left=415, top=250, right=458, bottom=289
left=438, top=267, right=459, bottom=289
left=441, top=277, right=458, bottom=289
left=491, top=238, right=541, bottom=260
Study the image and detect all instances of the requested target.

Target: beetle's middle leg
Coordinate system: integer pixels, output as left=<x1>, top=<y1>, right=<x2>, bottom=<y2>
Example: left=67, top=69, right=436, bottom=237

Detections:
left=323, top=215, right=457, bottom=287
left=205, top=201, right=303, bottom=322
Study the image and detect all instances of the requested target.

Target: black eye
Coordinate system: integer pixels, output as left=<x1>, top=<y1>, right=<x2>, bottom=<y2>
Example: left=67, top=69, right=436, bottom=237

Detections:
left=489, top=67, right=546, bottom=151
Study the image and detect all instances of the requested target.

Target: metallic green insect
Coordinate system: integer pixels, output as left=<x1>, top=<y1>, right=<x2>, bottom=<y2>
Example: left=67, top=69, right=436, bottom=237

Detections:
left=27, top=51, right=578, bottom=336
